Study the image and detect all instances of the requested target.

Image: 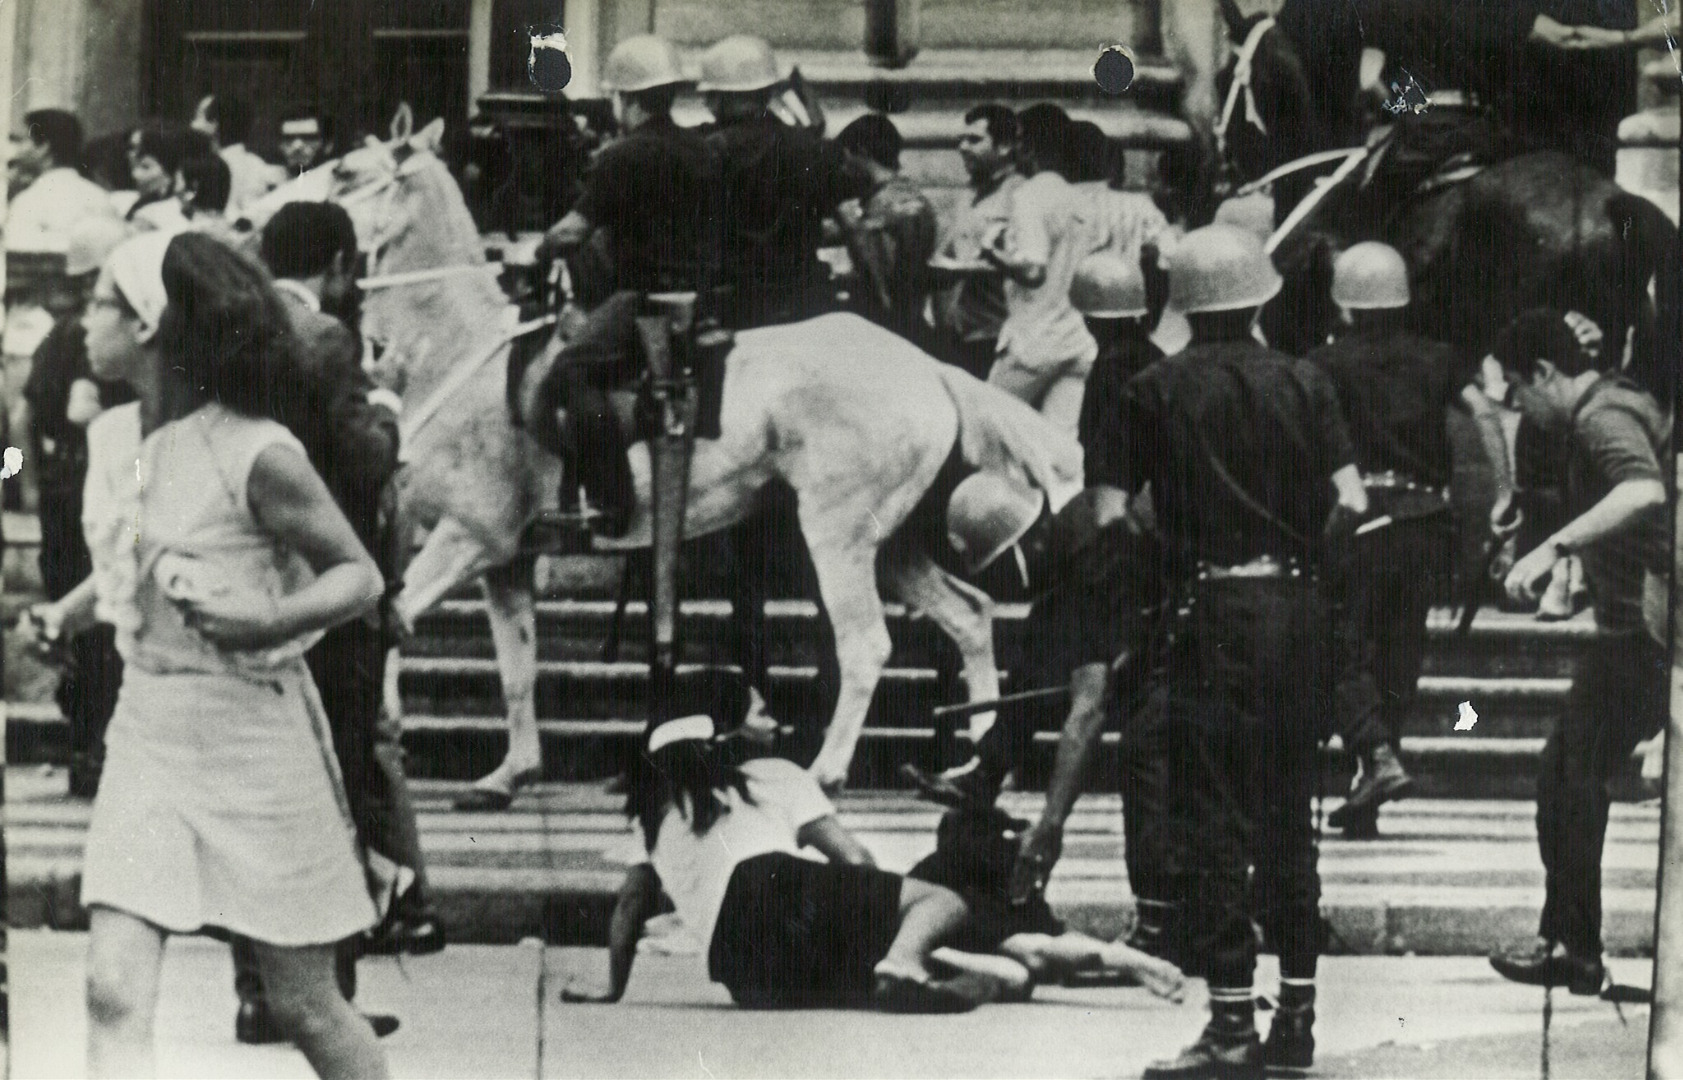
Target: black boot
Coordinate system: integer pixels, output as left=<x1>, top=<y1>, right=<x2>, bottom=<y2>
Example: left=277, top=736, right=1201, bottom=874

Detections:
left=1490, top=939, right=1605, bottom=995
left=1144, top=998, right=1262, bottom=1080
left=900, top=761, right=1001, bottom=808
left=1263, top=1006, right=1315, bottom=1070
left=1328, top=743, right=1414, bottom=830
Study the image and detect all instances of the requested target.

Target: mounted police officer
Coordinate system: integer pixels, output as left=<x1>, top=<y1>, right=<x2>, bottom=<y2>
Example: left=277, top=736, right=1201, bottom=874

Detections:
left=695, top=35, right=858, bottom=329
left=1125, top=226, right=1368, bottom=1080
left=527, top=33, right=721, bottom=537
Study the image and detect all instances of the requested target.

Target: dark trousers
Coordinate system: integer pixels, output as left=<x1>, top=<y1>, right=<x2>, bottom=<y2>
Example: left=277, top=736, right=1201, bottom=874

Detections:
left=1157, top=577, right=1330, bottom=989
left=1331, top=513, right=1447, bottom=757
left=1119, top=692, right=1176, bottom=911
left=232, top=616, right=427, bottom=1007
left=40, top=488, right=122, bottom=781
left=527, top=291, right=644, bottom=516
left=1537, top=631, right=1667, bottom=958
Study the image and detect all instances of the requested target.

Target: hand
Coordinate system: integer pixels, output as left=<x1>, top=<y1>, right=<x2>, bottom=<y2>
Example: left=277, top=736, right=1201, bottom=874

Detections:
left=1563, top=310, right=1604, bottom=361
left=559, top=976, right=619, bottom=1004
left=1558, top=24, right=1629, bottom=50
left=1009, top=823, right=1063, bottom=905
left=176, top=590, right=287, bottom=651
left=1504, top=543, right=1563, bottom=605
left=1489, top=491, right=1523, bottom=539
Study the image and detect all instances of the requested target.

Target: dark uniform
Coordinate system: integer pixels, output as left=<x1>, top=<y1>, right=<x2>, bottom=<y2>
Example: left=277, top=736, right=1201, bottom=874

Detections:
left=704, top=112, right=858, bottom=328
left=1309, top=327, right=1467, bottom=761
left=530, top=115, right=721, bottom=524
left=22, top=320, right=133, bottom=796
left=1079, top=327, right=1165, bottom=491
left=1121, top=337, right=1356, bottom=996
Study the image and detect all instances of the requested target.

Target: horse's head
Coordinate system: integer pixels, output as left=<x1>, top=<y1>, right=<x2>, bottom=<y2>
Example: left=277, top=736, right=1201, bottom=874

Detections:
left=327, top=118, right=513, bottom=400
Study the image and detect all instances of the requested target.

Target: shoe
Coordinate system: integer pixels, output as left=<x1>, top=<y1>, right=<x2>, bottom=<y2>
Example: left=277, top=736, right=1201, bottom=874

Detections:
left=870, top=972, right=983, bottom=1014
left=1263, top=1006, right=1315, bottom=1070
left=235, top=1001, right=287, bottom=1045
left=363, top=915, right=447, bottom=957
left=1142, top=1028, right=1264, bottom=1080
left=453, top=766, right=541, bottom=811
left=899, top=763, right=998, bottom=809
left=365, top=1013, right=400, bottom=1039
left=1489, top=940, right=1605, bottom=995
left=67, top=763, right=101, bottom=800
left=1327, top=745, right=1414, bottom=828
left=1337, top=807, right=1381, bottom=840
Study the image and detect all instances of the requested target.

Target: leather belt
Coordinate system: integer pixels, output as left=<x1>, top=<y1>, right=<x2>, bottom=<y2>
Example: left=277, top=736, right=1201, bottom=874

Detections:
left=1362, top=471, right=1446, bottom=498
left=1195, top=554, right=1304, bottom=581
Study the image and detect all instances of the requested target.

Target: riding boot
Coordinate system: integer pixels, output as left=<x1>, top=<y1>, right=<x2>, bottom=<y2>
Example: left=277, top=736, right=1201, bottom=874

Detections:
left=561, top=381, right=634, bottom=539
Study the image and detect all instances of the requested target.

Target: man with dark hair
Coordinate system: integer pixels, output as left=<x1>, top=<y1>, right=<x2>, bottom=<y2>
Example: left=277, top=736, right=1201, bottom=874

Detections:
left=191, top=93, right=281, bottom=215
left=7, top=109, right=114, bottom=253
left=982, top=103, right=1095, bottom=435
left=230, top=200, right=444, bottom=1046
left=931, top=103, right=1023, bottom=379
left=833, top=113, right=937, bottom=341
left=177, top=154, right=233, bottom=234
left=277, top=103, right=334, bottom=176
left=526, top=33, right=720, bottom=541
left=1488, top=307, right=1671, bottom=995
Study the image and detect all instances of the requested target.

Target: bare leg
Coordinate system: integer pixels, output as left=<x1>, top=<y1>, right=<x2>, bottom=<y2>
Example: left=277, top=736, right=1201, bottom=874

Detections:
left=85, top=907, right=166, bottom=1079
left=878, top=878, right=972, bottom=980
left=255, top=941, right=390, bottom=1080
left=999, top=931, right=1188, bottom=1002
left=1037, top=369, right=1088, bottom=439
left=928, top=947, right=1034, bottom=997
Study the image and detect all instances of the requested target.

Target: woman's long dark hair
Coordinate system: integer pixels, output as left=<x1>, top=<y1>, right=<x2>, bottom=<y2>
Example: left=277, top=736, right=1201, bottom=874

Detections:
left=628, top=739, right=757, bottom=853
left=155, top=232, right=329, bottom=461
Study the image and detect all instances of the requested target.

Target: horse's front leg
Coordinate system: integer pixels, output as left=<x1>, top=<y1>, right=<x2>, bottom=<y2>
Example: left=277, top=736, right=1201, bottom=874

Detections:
left=802, top=537, right=892, bottom=794
left=883, top=546, right=1001, bottom=744
left=457, top=557, right=543, bottom=808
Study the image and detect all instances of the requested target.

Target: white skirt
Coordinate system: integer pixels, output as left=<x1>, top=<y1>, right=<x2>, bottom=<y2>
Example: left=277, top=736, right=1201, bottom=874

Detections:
left=81, top=664, right=377, bottom=946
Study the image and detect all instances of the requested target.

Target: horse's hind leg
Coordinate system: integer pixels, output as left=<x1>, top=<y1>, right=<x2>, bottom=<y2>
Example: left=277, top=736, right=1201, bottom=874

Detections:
left=467, top=556, right=543, bottom=801
left=883, top=545, right=1001, bottom=745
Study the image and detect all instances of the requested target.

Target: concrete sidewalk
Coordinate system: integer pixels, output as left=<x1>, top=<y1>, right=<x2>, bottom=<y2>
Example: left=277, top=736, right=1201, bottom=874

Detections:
left=7, top=931, right=1652, bottom=1079
left=8, top=766, right=1662, bottom=955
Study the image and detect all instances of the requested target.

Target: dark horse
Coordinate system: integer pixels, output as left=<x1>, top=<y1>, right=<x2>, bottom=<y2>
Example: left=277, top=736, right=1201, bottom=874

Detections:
left=1210, top=0, right=1680, bottom=402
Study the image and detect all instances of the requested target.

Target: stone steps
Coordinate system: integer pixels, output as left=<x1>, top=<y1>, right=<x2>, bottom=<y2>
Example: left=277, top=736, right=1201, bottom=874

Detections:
left=7, top=768, right=1658, bottom=956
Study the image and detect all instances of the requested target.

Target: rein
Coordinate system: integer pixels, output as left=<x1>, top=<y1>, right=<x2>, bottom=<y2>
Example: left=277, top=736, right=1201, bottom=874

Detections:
left=1264, top=146, right=1371, bottom=256
left=1215, top=16, right=1277, bottom=160
left=399, top=310, right=557, bottom=446
left=358, top=263, right=503, bottom=291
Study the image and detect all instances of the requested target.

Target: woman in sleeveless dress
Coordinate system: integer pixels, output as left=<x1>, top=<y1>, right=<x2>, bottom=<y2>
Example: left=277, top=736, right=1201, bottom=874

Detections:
left=24, top=231, right=390, bottom=1079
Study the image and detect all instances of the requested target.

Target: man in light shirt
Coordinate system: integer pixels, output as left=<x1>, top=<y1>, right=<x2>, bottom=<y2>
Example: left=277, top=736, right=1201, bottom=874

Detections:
left=6, top=110, right=117, bottom=254
left=982, top=104, right=1095, bottom=436
left=931, top=104, right=1024, bottom=380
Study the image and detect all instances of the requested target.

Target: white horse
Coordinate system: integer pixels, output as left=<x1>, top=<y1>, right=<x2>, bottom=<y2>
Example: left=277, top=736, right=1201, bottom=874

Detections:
left=276, top=123, right=1081, bottom=797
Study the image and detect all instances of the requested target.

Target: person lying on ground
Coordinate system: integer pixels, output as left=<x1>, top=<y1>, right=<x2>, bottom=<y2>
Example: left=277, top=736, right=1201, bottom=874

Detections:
left=562, top=715, right=1012, bottom=1013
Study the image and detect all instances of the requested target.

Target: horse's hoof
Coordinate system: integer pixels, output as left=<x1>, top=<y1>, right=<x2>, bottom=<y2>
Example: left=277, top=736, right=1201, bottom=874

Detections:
left=453, top=767, right=540, bottom=811
left=453, top=787, right=514, bottom=812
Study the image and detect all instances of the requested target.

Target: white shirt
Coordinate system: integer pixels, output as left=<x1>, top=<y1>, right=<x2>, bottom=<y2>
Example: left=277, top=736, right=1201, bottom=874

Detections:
left=647, top=757, right=834, bottom=953
left=997, top=170, right=1097, bottom=369
left=1078, top=182, right=1177, bottom=271
left=5, top=167, right=117, bottom=253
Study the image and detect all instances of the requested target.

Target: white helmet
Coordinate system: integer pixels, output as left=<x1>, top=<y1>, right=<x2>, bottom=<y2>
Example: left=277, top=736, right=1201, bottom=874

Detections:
left=1070, top=252, right=1147, bottom=318
left=1167, top=224, right=1283, bottom=314
left=1330, top=241, right=1410, bottom=310
left=600, top=34, right=688, bottom=93
left=696, top=35, right=783, bottom=94
left=946, top=472, right=1045, bottom=574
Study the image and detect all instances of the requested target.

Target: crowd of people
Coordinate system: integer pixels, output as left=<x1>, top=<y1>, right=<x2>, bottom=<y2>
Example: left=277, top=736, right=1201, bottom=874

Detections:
left=2, top=13, right=1675, bottom=1079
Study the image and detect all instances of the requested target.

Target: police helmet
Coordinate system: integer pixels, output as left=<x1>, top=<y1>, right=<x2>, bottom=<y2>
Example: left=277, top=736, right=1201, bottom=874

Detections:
left=1330, top=241, right=1410, bottom=310
left=600, top=34, right=689, bottom=94
left=1167, top=224, right=1282, bottom=314
left=947, top=472, right=1046, bottom=574
left=1070, top=252, right=1148, bottom=319
left=696, top=35, right=783, bottom=94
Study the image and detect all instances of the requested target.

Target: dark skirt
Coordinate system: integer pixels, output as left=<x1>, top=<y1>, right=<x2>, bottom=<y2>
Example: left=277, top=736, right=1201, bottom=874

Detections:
left=708, top=851, right=903, bottom=1008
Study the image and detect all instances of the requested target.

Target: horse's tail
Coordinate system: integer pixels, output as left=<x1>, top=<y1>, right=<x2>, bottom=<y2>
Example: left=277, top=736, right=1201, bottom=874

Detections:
left=931, top=364, right=1085, bottom=500
left=1608, top=192, right=1682, bottom=411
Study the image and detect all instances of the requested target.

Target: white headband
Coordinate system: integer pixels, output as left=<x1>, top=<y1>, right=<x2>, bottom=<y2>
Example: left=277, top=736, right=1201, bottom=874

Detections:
left=106, top=231, right=174, bottom=343
left=648, top=714, right=715, bottom=752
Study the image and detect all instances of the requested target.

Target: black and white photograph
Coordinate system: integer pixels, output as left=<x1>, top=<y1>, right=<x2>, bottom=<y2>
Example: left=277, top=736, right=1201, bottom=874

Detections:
left=1, top=1, right=1681, bottom=1076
